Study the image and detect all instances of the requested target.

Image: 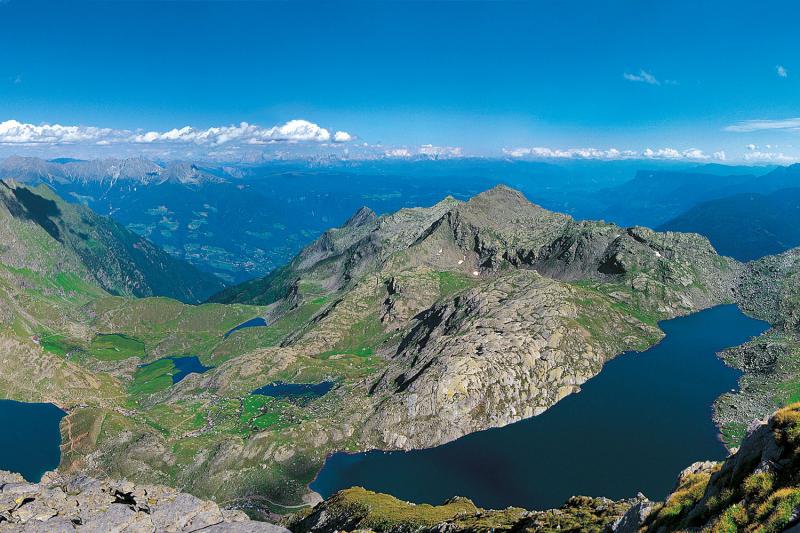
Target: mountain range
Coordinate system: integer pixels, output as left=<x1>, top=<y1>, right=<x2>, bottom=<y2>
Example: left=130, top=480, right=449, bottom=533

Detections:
left=1, top=180, right=800, bottom=531
left=587, top=163, right=800, bottom=228
left=0, top=155, right=227, bottom=186
left=660, top=188, right=800, bottom=261
left=3, top=156, right=799, bottom=283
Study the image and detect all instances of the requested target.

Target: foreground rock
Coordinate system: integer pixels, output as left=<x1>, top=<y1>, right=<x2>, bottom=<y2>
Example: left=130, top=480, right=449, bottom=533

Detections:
left=285, top=486, right=637, bottom=533
left=0, top=470, right=288, bottom=532
left=634, top=402, right=800, bottom=531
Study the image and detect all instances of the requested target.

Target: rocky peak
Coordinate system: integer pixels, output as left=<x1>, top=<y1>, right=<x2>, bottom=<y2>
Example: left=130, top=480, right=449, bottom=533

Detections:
left=343, top=206, right=377, bottom=228
left=456, top=184, right=557, bottom=221
left=468, top=183, right=528, bottom=203
left=161, top=161, right=225, bottom=185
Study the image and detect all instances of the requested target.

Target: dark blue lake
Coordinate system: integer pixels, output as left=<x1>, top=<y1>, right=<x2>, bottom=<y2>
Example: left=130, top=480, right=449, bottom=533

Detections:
left=168, top=356, right=213, bottom=383
left=253, top=380, right=335, bottom=400
left=311, top=305, right=769, bottom=510
left=224, top=317, right=268, bottom=338
left=137, top=355, right=213, bottom=384
left=0, top=399, right=65, bottom=482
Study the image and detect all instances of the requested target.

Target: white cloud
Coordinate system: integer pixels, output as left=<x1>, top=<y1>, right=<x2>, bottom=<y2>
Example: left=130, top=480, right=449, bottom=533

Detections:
left=333, top=130, right=353, bottom=143
left=623, top=69, right=661, bottom=86
left=0, top=119, right=118, bottom=145
left=418, top=144, right=462, bottom=158
left=0, top=119, right=353, bottom=148
left=385, top=148, right=412, bottom=158
left=261, top=119, right=333, bottom=143
left=503, top=147, right=635, bottom=159
left=743, top=150, right=796, bottom=163
left=130, top=119, right=341, bottom=145
left=643, top=148, right=720, bottom=160
left=381, top=145, right=463, bottom=159
left=504, top=145, right=723, bottom=162
left=725, top=118, right=800, bottom=133
left=777, top=65, right=788, bottom=78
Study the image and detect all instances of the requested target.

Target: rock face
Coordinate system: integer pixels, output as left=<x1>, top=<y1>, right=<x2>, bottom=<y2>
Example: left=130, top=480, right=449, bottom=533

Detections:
left=212, top=185, right=738, bottom=453
left=362, top=269, right=660, bottom=449
left=737, top=247, right=800, bottom=331
left=0, top=470, right=288, bottom=532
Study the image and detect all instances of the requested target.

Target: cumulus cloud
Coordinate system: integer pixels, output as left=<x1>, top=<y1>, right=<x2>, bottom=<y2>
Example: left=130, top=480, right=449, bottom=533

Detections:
left=777, top=65, right=788, bottom=78
left=724, top=118, right=800, bottom=133
left=0, top=119, right=118, bottom=145
left=623, top=69, right=662, bottom=85
left=0, top=119, right=353, bottom=149
left=504, top=145, right=723, bottom=162
left=333, top=130, right=353, bottom=143
left=130, top=119, right=341, bottom=145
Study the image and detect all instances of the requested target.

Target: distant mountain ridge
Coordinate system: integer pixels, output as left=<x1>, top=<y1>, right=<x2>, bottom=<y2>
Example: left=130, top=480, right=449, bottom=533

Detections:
left=660, top=187, right=800, bottom=261
left=0, top=179, right=225, bottom=303
left=591, top=164, right=800, bottom=228
left=0, top=155, right=228, bottom=186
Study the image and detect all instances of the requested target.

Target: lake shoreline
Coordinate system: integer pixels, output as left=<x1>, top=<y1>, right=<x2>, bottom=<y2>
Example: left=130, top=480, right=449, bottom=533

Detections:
left=308, top=304, right=769, bottom=511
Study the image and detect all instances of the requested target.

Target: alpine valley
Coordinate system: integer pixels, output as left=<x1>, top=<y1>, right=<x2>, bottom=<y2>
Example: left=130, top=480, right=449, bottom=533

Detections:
left=3, top=158, right=800, bottom=532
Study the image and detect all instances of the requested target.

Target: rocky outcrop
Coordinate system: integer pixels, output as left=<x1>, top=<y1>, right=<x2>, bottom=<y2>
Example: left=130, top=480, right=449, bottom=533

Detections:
left=712, top=247, right=800, bottom=449
left=285, top=486, right=635, bottom=533
left=641, top=403, right=800, bottom=532
left=0, top=470, right=288, bottom=532
left=737, top=247, right=800, bottom=331
left=362, top=269, right=661, bottom=449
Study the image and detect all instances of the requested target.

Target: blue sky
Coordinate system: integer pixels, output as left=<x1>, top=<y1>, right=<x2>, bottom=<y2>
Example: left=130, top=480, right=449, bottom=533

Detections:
left=0, top=0, right=798, bottom=163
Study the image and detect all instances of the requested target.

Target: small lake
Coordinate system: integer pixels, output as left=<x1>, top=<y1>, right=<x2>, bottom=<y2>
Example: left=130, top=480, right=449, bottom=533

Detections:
left=253, top=380, right=335, bottom=401
left=311, top=305, right=769, bottom=510
left=0, top=399, right=65, bottom=482
left=224, top=317, right=268, bottom=338
left=136, top=355, right=214, bottom=385
left=166, top=356, right=213, bottom=383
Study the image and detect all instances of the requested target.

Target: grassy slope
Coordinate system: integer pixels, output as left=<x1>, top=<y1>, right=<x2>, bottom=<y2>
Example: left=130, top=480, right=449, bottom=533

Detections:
left=1, top=180, right=225, bottom=303
left=286, top=487, right=633, bottom=533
